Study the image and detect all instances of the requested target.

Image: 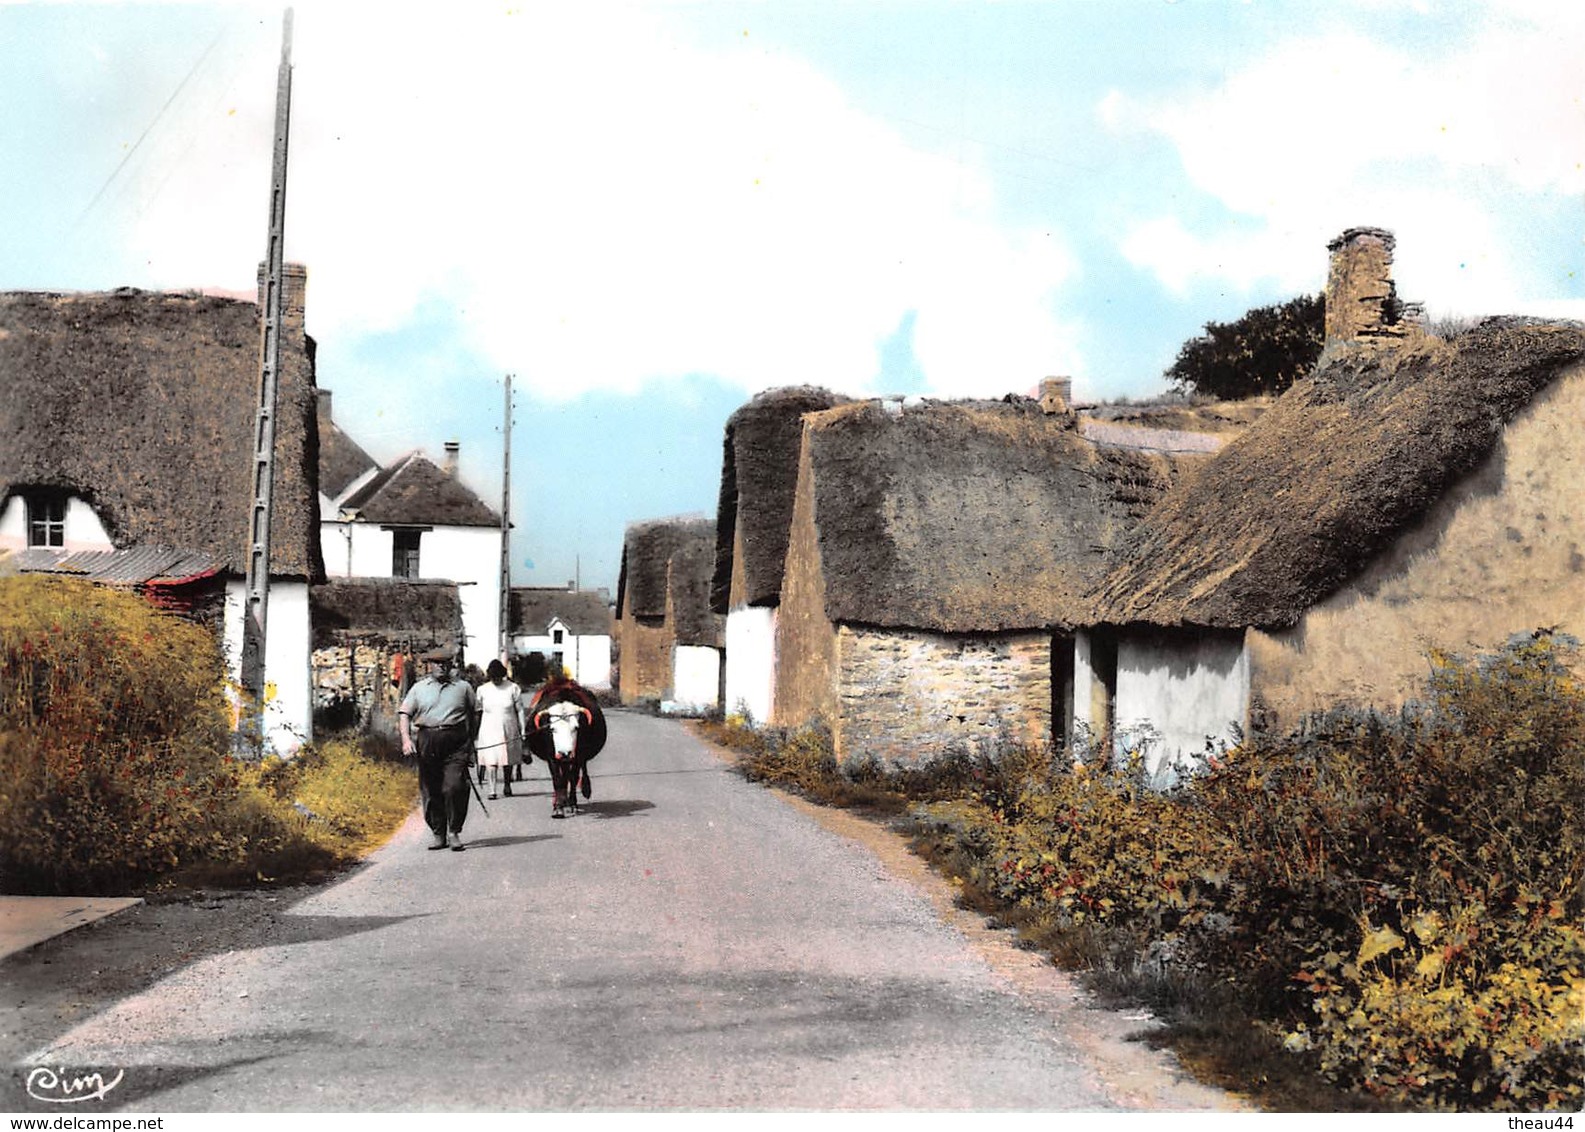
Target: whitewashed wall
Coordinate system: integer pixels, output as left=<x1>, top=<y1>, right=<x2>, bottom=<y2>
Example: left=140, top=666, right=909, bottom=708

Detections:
left=670, top=645, right=722, bottom=712
left=1114, top=630, right=1249, bottom=782
left=512, top=630, right=613, bottom=689
left=0, top=494, right=113, bottom=551
left=223, top=578, right=312, bottom=756
left=724, top=605, right=777, bottom=726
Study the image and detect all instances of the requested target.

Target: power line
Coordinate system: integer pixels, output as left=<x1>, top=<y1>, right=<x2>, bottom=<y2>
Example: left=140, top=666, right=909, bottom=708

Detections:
left=76, top=23, right=229, bottom=226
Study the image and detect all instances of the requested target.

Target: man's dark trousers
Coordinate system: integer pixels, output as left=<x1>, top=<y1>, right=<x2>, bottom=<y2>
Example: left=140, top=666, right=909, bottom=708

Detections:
left=416, top=724, right=472, bottom=835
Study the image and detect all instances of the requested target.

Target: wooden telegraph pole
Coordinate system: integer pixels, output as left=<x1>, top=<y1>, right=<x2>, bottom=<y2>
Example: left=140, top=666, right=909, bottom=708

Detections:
left=498, top=374, right=513, bottom=662
left=239, top=9, right=295, bottom=753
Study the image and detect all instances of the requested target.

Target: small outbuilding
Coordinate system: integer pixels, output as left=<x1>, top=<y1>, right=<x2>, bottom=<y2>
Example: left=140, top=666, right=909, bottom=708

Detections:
left=509, top=584, right=613, bottom=689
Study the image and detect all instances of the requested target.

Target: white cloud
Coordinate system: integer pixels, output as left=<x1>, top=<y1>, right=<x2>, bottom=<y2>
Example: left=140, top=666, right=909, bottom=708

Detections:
left=1103, top=4, right=1584, bottom=312
left=123, top=2, right=1078, bottom=403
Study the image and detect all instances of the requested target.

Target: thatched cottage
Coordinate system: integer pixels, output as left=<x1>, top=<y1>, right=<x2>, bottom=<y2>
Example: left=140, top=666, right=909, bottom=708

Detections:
left=774, top=391, right=1206, bottom=766
left=0, top=267, right=321, bottom=752
left=321, top=440, right=504, bottom=670
left=614, top=516, right=723, bottom=710
left=509, top=584, right=613, bottom=689
left=1086, top=229, right=1585, bottom=780
left=711, top=386, right=849, bottom=725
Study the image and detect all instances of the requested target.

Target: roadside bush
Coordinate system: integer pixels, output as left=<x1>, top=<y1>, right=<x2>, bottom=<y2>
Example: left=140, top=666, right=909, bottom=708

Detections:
left=909, top=633, right=1583, bottom=1111
left=0, top=577, right=416, bottom=894
left=0, top=576, right=242, bottom=894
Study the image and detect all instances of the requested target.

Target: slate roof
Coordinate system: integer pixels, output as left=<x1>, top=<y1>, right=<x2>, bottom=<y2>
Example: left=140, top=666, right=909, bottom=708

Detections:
left=510, top=587, right=612, bottom=637
left=340, top=451, right=500, bottom=527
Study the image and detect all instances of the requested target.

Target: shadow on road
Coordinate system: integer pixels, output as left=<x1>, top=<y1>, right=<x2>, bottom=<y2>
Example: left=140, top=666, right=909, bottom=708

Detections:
left=456, top=834, right=561, bottom=850
left=577, top=800, right=655, bottom=820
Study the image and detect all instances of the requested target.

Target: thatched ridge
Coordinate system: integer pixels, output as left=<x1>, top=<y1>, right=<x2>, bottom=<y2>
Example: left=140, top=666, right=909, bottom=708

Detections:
left=510, top=586, right=612, bottom=636
left=616, top=515, right=721, bottom=646
left=1092, top=318, right=1585, bottom=629
left=310, top=577, right=463, bottom=650
left=0, top=287, right=320, bottom=578
left=804, top=397, right=1197, bottom=633
left=711, top=385, right=850, bottom=613
left=342, top=452, right=500, bottom=527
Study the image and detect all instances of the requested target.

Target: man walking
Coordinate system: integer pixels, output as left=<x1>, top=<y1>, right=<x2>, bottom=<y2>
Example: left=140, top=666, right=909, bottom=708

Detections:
left=399, top=647, right=480, bottom=851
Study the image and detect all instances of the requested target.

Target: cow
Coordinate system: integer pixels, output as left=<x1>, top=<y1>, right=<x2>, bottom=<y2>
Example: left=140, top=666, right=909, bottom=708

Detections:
left=525, top=672, right=607, bottom=818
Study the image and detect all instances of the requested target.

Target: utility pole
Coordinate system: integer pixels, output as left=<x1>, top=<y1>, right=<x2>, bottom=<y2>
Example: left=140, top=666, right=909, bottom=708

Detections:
left=239, top=9, right=294, bottom=754
left=498, top=373, right=513, bottom=662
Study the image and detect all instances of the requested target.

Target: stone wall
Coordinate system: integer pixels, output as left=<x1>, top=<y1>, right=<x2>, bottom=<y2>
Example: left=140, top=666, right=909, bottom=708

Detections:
left=834, top=625, right=1052, bottom=768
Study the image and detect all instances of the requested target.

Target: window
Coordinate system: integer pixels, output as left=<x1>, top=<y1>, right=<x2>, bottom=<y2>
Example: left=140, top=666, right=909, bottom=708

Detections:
left=552, top=629, right=564, bottom=645
left=392, top=529, right=421, bottom=579
left=26, top=492, right=66, bottom=548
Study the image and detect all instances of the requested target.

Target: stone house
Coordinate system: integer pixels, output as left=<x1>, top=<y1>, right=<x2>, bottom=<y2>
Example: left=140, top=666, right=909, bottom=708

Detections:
left=774, top=391, right=1204, bottom=768
left=1085, top=228, right=1585, bottom=781
left=320, top=438, right=505, bottom=671
left=614, top=516, right=723, bottom=710
left=509, top=583, right=613, bottom=689
left=0, top=267, right=322, bottom=753
left=711, top=386, right=849, bottom=725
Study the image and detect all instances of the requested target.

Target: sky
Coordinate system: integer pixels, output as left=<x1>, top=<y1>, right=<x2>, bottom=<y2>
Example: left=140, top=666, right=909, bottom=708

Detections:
left=2, top=0, right=1580, bottom=595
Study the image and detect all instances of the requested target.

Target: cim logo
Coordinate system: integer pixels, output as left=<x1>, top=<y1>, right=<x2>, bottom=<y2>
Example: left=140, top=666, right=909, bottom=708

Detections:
left=25, top=1065, right=124, bottom=1104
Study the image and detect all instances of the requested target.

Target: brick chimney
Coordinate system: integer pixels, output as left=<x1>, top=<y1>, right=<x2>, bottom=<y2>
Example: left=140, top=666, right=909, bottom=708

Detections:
left=256, top=261, right=308, bottom=338
left=443, top=441, right=460, bottom=476
left=1325, top=228, right=1422, bottom=347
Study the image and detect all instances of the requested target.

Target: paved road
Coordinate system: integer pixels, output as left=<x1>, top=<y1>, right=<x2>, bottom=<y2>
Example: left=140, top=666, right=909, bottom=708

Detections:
left=19, top=712, right=1236, bottom=1112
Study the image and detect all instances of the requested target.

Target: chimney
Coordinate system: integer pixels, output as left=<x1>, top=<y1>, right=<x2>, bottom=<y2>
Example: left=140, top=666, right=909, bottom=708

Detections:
left=443, top=441, right=460, bottom=476
left=316, top=388, right=333, bottom=423
left=567, top=580, right=576, bottom=592
left=1324, top=228, right=1420, bottom=346
left=1038, top=377, right=1073, bottom=413
left=257, top=261, right=308, bottom=337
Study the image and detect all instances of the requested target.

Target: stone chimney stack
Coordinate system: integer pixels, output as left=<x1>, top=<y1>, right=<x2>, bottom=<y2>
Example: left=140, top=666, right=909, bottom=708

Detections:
left=1038, top=376, right=1078, bottom=428
left=316, top=388, right=333, bottom=423
left=1325, top=228, right=1421, bottom=347
left=443, top=441, right=460, bottom=476
left=1039, top=377, right=1073, bottom=413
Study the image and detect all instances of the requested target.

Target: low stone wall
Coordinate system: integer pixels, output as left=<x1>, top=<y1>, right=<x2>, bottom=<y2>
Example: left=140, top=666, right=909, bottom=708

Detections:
left=835, top=625, right=1052, bottom=767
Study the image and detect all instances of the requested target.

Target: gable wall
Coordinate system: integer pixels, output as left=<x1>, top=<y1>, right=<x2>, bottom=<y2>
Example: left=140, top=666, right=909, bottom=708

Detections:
left=1249, top=363, right=1585, bottom=724
left=771, top=433, right=839, bottom=729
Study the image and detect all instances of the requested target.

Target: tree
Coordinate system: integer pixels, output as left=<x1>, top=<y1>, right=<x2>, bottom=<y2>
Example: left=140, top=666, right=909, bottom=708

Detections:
left=1164, top=294, right=1325, bottom=400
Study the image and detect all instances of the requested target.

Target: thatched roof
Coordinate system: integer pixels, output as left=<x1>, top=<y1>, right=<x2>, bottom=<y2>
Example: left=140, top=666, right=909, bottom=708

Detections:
left=711, top=386, right=850, bottom=613
left=616, top=515, right=722, bottom=646
left=341, top=452, right=500, bottom=527
left=804, top=397, right=1197, bottom=633
left=310, top=577, right=463, bottom=649
left=0, top=287, right=321, bottom=578
left=1092, top=318, right=1585, bottom=629
left=317, top=396, right=378, bottom=504
left=510, top=586, right=612, bottom=636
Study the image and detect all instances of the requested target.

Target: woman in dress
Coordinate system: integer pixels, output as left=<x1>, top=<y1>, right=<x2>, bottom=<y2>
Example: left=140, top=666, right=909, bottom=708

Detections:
left=474, top=659, right=525, bottom=799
